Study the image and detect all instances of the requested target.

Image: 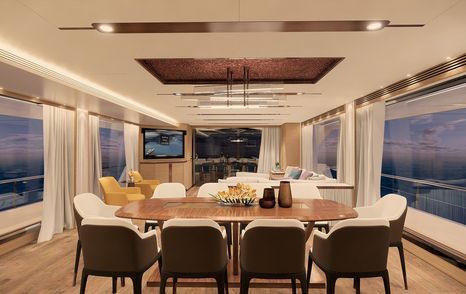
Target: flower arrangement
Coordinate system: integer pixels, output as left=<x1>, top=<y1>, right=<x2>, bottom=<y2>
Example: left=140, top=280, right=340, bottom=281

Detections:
left=211, top=183, right=257, bottom=206
left=128, top=169, right=135, bottom=183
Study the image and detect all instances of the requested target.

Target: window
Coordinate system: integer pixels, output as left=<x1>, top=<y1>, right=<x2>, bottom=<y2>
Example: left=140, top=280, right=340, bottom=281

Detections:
left=194, top=128, right=261, bottom=185
left=100, top=119, right=126, bottom=181
left=314, top=119, right=340, bottom=179
left=0, top=97, right=44, bottom=211
left=382, top=83, right=466, bottom=225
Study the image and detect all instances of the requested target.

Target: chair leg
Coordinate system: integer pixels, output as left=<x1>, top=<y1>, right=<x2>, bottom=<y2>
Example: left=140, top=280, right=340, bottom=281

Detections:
left=173, top=277, right=178, bottom=294
left=396, top=243, right=408, bottom=290
left=224, top=268, right=229, bottom=294
left=73, top=240, right=81, bottom=286
left=323, top=224, right=330, bottom=233
left=307, top=253, right=313, bottom=286
left=79, top=269, right=89, bottom=294
left=291, top=278, right=297, bottom=294
left=131, top=273, right=143, bottom=294
left=121, top=277, right=125, bottom=287
left=299, top=273, right=308, bottom=294
left=240, top=272, right=250, bottom=294
left=353, top=277, right=360, bottom=294
left=225, top=224, right=232, bottom=259
left=382, top=270, right=391, bottom=294
left=159, top=273, right=168, bottom=294
left=112, top=277, right=117, bottom=293
left=326, top=274, right=337, bottom=294
left=215, top=272, right=225, bottom=294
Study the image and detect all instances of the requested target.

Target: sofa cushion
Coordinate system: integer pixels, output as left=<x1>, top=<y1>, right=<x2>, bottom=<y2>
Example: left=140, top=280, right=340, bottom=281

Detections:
left=289, top=169, right=302, bottom=179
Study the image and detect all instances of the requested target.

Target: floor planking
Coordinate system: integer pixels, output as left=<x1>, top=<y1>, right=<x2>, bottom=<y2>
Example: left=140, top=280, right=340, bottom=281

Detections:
left=0, top=187, right=465, bottom=293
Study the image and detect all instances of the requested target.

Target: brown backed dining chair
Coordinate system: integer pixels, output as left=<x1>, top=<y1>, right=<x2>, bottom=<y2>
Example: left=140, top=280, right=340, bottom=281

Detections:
left=73, top=193, right=136, bottom=287
left=160, top=218, right=229, bottom=294
left=354, top=194, right=408, bottom=289
left=240, top=219, right=308, bottom=294
left=79, top=217, right=161, bottom=294
left=308, top=218, right=391, bottom=294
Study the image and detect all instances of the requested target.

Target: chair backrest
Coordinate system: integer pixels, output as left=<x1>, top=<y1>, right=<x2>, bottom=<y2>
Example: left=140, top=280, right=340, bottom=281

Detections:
left=241, top=219, right=306, bottom=274
left=132, top=171, right=144, bottom=183
left=374, top=194, right=407, bottom=243
left=312, top=218, right=390, bottom=273
left=290, top=183, right=322, bottom=199
left=98, top=176, right=121, bottom=193
left=73, top=193, right=106, bottom=232
left=153, top=182, right=186, bottom=198
left=161, top=218, right=227, bottom=273
left=80, top=217, right=158, bottom=272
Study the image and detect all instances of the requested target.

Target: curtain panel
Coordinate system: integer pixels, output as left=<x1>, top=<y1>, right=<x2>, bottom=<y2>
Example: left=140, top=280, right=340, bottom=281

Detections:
left=38, top=105, right=75, bottom=243
left=257, top=127, right=281, bottom=173
left=76, top=110, right=101, bottom=196
left=124, top=123, right=140, bottom=182
left=301, top=124, right=314, bottom=171
left=355, top=101, right=385, bottom=206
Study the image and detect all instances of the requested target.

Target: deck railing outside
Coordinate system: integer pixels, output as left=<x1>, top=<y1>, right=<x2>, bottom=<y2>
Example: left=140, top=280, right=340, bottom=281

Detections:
left=381, top=173, right=466, bottom=225
left=0, top=175, right=44, bottom=211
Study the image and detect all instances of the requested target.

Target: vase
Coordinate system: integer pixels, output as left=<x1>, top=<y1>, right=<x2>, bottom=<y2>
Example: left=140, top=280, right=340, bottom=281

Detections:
left=278, top=181, right=292, bottom=208
left=260, top=188, right=276, bottom=208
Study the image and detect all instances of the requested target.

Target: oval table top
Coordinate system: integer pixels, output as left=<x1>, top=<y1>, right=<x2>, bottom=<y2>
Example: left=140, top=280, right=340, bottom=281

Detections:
left=115, top=197, right=358, bottom=222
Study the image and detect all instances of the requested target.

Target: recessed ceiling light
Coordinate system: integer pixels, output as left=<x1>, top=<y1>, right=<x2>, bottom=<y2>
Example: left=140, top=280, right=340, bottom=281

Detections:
left=446, top=56, right=452, bottom=61
left=379, top=86, right=384, bottom=89
left=98, top=24, right=114, bottom=33
left=406, top=74, right=412, bottom=77
left=366, top=22, right=384, bottom=31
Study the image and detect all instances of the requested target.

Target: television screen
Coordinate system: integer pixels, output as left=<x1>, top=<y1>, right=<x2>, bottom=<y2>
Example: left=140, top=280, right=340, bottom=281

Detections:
left=142, top=128, right=185, bottom=159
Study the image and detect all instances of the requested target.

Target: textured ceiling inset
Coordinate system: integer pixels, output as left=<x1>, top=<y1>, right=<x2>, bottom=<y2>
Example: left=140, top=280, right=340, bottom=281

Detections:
left=136, top=58, right=344, bottom=85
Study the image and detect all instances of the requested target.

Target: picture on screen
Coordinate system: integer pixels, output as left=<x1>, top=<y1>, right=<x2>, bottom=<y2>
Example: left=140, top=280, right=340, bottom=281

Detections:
left=143, top=129, right=185, bottom=159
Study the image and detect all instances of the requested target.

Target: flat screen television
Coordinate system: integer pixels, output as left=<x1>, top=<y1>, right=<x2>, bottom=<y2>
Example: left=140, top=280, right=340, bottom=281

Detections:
left=142, top=128, right=186, bottom=159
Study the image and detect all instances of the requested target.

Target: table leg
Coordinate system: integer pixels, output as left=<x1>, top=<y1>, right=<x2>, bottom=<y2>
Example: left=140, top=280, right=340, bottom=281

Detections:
left=232, top=222, right=239, bottom=275
left=305, top=221, right=315, bottom=241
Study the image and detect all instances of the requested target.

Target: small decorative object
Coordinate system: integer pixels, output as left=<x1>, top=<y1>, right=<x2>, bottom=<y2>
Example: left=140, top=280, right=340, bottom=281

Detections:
left=259, top=187, right=276, bottom=208
left=211, top=183, right=257, bottom=206
left=128, top=169, right=135, bottom=183
left=273, top=162, right=281, bottom=171
left=278, top=181, right=292, bottom=208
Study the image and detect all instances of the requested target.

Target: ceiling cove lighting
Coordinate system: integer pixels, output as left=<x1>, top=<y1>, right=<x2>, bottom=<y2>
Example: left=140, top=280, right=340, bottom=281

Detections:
left=96, top=24, right=114, bottom=33
left=366, top=21, right=384, bottom=31
left=0, top=46, right=178, bottom=125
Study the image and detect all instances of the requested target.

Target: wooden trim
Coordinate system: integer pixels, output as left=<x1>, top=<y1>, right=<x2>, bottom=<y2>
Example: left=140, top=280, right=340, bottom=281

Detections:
left=88, top=20, right=395, bottom=34
left=403, top=238, right=466, bottom=285
left=316, top=185, right=354, bottom=190
left=0, top=225, right=40, bottom=256
left=302, top=105, right=345, bottom=126
left=355, top=53, right=466, bottom=107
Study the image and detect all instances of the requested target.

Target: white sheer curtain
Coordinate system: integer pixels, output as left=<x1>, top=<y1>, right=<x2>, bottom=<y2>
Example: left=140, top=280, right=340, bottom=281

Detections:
left=336, top=114, right=345, bottom=183
left=343, top=102, right=355, bottom=185
left=301, top=124, right=314, bottom=171
left=257, top=127, right=281, bottom=173
left=356, top=101, right=386, bottom=207
left=76, top=109, right=101, bottom=195
left=38, top=105, right=75, bottom=243
left=124, top=123, right=139, bottom=181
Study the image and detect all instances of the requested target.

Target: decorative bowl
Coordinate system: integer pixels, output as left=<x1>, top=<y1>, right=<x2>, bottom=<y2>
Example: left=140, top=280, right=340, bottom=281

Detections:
left=211, top=183, right=257, bottom=206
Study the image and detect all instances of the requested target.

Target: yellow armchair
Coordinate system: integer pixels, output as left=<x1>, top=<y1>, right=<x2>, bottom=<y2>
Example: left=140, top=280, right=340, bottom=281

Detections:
left=98, top=176, right=145, bottom=206
left=131, top=171, right=160, bottom=199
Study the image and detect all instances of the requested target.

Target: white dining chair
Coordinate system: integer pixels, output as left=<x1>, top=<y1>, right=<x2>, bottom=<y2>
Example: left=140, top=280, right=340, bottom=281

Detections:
left=290, top=183, right=330, bottom=233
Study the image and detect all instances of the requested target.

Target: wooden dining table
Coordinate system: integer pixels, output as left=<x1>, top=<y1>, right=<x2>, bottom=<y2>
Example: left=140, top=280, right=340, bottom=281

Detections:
left=115, top=197, right=357, bottom=288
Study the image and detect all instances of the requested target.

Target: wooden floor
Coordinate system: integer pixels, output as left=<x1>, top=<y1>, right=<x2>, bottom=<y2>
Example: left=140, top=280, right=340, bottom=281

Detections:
left=0, top=187, right=464, bottom=293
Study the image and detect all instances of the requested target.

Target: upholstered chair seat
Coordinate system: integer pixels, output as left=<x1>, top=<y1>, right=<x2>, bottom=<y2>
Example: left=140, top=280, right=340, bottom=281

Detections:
left=144, top=182, right=187, bottom=232
left=72, top=193, right=136, bottom=287
left=131, top=171, right=160, bottom=198
left=240, top=219, right=308, bottom=294
left=160, top=218, right=229, bottom=294
left=308, top=218, right=391, bottom=294
left=79, top=217, right=161, bottom=294
left=98, top=176, right=145, bottom=206
left=354, top=194, right=408, bottom=289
